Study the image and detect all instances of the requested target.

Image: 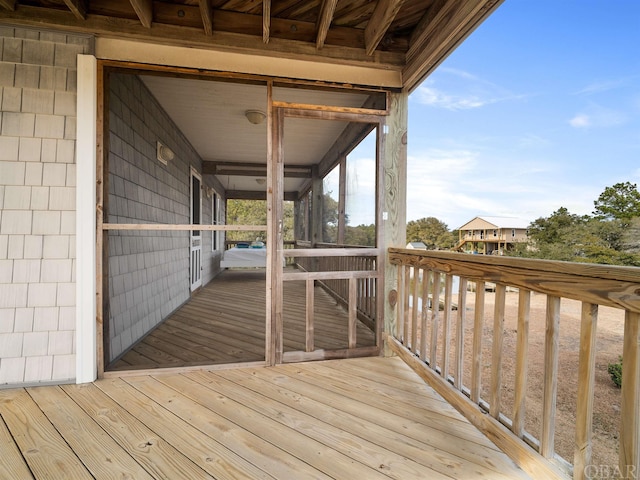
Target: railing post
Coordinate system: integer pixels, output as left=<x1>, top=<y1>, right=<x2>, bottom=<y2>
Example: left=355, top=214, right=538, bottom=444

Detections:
left=620, top=311, right=640, bottom=478
left=574, top=303, right=597, bottom=480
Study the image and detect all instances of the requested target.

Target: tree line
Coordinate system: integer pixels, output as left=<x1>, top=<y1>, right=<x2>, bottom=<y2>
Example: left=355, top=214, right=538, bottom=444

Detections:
left=225, top=182, right=640, bottom=266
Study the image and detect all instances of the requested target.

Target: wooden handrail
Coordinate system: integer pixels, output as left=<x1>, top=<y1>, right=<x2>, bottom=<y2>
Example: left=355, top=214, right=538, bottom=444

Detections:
left=388, top=248, right=640, bottom=480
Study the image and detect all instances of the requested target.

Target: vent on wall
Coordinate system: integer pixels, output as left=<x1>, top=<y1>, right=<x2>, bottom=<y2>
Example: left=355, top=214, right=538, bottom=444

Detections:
left=156, top=141, right=175, bottom=165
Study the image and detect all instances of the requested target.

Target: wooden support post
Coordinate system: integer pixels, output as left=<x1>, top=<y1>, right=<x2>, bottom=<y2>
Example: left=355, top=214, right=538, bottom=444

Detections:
left=310, top=165, right=322, bottom=247
left=574, top=302, right=597, bottom=479
left=337, top=155, right=346, bottom=245
left=382, top=91, right=407, bottom=355
left=619, top=311, right=640, bottom=477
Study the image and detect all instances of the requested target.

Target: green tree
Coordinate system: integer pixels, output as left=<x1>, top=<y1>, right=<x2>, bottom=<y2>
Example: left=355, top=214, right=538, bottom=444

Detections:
left=406, top=217, right=454, bottom=250
left=226, top=199, right=294, bottom=242
left=344, top=224, right=376, bottom=246
left=593, top=182, right=640, bottom=223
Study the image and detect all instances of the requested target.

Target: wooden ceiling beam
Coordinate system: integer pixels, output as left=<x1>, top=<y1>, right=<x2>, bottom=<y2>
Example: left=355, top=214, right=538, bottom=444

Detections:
left=316, top=0, right=338, bottom=49
left=0, top=5, right=404, bottom=68
left=199, top=0, right=213, bottom=35
left=62, top=0, right=87, bottom=20
left=129, top=0, right=153, bottom=28
left=226, top=190, right=298, bottom=201
left=364, top=0, right=405, bottom=56
left=263, top=0, right=270, bottom=43
left=0, top=0, right=16, bottom=11
left=203, top=161, right=312, bottom=178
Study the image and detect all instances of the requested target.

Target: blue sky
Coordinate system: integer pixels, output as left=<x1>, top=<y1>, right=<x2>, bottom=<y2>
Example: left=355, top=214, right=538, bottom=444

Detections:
left=342, top=0, right=640, bottom=230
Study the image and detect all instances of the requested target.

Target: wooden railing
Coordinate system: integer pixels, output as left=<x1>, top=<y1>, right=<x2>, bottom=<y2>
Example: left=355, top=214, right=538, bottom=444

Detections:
left=388, top=248, right=640, bottom=480
left=294, top=241, right=378, bottom=329
left=282, top=247, right=380, bottom=361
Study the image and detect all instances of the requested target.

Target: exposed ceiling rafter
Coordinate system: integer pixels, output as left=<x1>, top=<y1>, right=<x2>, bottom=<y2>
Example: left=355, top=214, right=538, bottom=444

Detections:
left=129, top=0, right=153, bottom=28
left=0, top=0, right=16, bottom=11
left=199, top=0, right=213, bottom=35
left=364, top=0, right=405, bottom=56
left=316, top=0, right=338, bottom=49
left=62, top=0, right=86, bottom=20
left=263, top=0, right=270, bottom=44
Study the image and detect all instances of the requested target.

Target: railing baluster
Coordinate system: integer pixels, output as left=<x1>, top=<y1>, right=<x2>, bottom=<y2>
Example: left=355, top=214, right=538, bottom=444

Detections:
left=411, top=265, right=419, bottom=353
left=573, top=302, right=597, bottom=480
left=404, top=266, right=411, bottom=345
left=471, top=281, right=485, bottom=404
left=541, top=295, right=561, bottom=458
left=397, top=265, right=405, bottom=342
left=455, top=277, right=468, bottom=391
left=430, top=272, right=441, bottom=371
left=441, top=274, right=453, bottom=380
left=513, top=288, right=531, bottom=438
left=348, top=277, right=357, bottom=348
left=420, top=269, right=430, bottom=362
left=305, top=278, right=315, bottom=352
left=620, top=310, right=640, bottom=476
left=490, top=284, right=506, bottom=419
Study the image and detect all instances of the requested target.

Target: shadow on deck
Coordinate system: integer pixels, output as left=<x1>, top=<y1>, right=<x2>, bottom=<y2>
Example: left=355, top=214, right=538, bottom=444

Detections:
left=109, top=269, right=376, bottom=371
left=0, top=356, right=531, bottom=479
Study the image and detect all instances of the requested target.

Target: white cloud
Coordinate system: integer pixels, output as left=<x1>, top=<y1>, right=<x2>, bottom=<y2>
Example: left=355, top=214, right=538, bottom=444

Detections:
left=569, top=104, right=627, bottom=129
left=570, top=114, right=591, bottom=128
left=574, top=75, right=639, bottom=96
left=414, top=68, right=528, bottom=111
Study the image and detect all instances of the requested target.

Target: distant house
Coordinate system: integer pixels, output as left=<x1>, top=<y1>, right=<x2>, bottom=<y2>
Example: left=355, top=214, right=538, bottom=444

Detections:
left=406, top=242, right=427, bottom=249
left=455, top=216, right=530, bottom=255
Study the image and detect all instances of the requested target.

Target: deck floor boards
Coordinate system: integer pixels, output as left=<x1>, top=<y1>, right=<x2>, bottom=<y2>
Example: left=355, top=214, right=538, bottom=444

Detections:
left=110, top=269, right=376, bottom=371
left=0, top=357, right=531, bottom=479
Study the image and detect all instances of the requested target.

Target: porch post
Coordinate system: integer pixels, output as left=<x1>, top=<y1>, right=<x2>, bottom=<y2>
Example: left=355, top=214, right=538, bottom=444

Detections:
left=76, top=55, right=98, bottom=383
left=337, top=155, right=347, bottom=245
left=310, top=165, right=323, bottom=246
left=382, top=91, right=408, bottom=355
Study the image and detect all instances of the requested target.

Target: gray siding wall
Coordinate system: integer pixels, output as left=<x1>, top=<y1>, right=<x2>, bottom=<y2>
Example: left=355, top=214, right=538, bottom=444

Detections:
left=0, top=26, right=91, bottom=385
left=107, top=74, right=223, bottom=362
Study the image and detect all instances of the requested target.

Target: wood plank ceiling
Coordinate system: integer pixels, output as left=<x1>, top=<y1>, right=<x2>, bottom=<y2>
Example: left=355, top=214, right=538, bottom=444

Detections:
left=0, top=0, right=503, bottom=92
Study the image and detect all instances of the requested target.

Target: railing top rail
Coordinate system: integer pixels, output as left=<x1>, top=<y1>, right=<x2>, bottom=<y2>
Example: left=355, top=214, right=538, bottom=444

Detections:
left=285, top=248, right=379, bottom=258
left=389, top=248, right=640, bottom=313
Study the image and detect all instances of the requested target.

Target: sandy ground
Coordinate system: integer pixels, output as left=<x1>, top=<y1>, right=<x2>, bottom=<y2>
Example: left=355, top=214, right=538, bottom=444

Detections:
left=407, top=290, right=624, bottom=468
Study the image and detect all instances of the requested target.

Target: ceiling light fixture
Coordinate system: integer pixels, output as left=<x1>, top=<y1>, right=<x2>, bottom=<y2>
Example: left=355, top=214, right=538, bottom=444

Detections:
left=245, top=110, right=266, bottom=125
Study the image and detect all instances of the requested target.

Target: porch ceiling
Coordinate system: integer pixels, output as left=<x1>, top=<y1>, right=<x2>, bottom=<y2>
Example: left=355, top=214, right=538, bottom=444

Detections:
left=140, top=74, right=370, bottom=196
left=0, top=0, right=503, bottom=93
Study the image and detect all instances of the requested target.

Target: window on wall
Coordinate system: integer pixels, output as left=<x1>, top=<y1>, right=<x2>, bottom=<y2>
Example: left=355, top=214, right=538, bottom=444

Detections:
left=212, top=191, right=222, bottom=251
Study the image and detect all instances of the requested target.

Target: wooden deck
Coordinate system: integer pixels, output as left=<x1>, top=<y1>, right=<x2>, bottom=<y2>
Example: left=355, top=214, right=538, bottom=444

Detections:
left=0, top=356, right=531, bottom=479
left=109, top=269, right=376, bottom=371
